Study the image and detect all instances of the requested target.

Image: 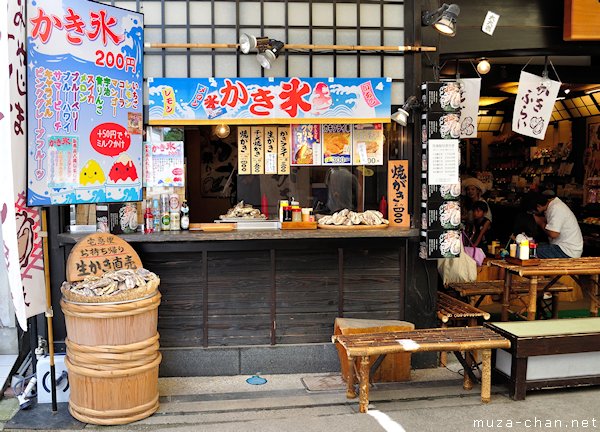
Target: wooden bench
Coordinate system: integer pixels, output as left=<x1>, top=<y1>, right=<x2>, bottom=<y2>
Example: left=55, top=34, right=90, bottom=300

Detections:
left=437, top=291, right=491, bottom=366
left=448, top=280, right=574, bottom=319
left=332, top=327, right=511, bottom=413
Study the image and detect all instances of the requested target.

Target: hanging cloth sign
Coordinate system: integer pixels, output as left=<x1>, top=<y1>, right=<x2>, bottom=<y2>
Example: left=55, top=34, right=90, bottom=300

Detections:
left=459, top=78, right=481, bottom=138
left=512, top=71, right=560, bottom=139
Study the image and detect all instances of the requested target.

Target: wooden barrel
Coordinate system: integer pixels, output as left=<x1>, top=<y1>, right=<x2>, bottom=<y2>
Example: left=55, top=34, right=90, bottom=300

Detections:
left=60, top=292, right=161, bottom=425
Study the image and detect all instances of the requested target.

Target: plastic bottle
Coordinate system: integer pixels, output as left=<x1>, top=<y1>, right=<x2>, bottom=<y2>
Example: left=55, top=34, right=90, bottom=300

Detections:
left=144, top=200, right=154, bottom=234
left=261, top=193, right=269, bottom=219
left=160, top=193, right=170, bottom=231
left=180, top=201, right=189, bottom=230
left=379, top=195, right=388, bottom=218
left=519, top=239, right=530, bottom=260
left=152, top=197, right=161, bottom=232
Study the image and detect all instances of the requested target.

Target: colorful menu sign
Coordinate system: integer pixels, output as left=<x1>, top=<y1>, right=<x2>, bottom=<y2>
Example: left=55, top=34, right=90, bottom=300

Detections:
left=26, top=1, right=144, bottom=205
left=145, top=141, right=185, bottom=187
left=148, top=77, right=392, bottom=124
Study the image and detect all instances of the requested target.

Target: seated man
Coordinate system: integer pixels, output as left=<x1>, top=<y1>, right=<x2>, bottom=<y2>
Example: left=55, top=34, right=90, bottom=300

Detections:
left=531, top=192, right=583, bottom=258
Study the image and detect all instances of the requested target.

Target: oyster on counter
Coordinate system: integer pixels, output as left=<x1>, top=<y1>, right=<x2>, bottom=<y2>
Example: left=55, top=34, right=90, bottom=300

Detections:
left=219, top=201, right=266, bottom=219
left=318, top=209, right=389, bottom=226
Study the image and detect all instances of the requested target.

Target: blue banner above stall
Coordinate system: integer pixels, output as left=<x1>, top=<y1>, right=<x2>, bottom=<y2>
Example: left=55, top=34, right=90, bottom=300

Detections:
left=26, top=1, right=144, bottom=205
left=148, top=77, right=392, bottom=125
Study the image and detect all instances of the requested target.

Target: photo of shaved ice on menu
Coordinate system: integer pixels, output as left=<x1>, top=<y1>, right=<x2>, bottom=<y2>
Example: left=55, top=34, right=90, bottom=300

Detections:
left=291, top=124, right=321, bottom=166
left=322, top=124, right=352, bottom=165
left=352, top=123, right=383, bottom=165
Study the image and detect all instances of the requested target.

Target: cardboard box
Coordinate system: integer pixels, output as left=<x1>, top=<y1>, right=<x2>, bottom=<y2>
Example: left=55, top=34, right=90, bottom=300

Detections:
left=421, top=201, right=461, bottom=230
left=420, top=229, right=461, bottom=259
left=421, top=81, right=462, bottom=112
left=422, top=112, right=462, bottom=141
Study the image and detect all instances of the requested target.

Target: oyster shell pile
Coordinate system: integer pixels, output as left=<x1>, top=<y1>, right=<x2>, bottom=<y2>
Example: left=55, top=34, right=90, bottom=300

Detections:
left=318, top=209, right=389, bottom=226
left=61, top=268, right=159, bottom=299
left=219, top=201, right=266, bottom=219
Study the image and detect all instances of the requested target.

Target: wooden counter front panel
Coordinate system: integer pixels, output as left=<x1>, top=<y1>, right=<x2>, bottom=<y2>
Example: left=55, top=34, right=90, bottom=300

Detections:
left=138, top=247, right=404, bottom=348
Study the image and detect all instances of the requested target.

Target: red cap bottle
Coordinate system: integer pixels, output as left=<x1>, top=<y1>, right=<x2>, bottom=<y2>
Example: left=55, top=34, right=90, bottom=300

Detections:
left=379, top=195, right=388, bottom=218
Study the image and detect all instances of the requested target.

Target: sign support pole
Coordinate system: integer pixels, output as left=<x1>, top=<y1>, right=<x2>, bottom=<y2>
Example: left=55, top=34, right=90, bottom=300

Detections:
left=41, top=209, right=57, bottom=413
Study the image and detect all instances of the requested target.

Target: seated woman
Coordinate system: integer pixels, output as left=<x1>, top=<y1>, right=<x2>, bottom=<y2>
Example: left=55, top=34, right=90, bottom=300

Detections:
left=461, top=177, right=492, bottom=224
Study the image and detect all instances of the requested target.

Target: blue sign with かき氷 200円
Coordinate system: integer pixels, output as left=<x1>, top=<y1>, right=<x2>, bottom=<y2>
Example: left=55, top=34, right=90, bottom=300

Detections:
left=26, top=0, right=144, bottom=205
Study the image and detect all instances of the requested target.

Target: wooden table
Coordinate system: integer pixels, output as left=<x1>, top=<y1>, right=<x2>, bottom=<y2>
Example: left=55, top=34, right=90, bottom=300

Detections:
left=490, top=258, right=600, bottom=321
left=486, top=318, right=600, bottom=400
left=332, top=327, right=511, bottom=413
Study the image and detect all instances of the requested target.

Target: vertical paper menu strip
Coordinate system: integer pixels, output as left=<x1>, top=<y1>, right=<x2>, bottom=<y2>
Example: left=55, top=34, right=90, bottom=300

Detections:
left=251, top=127, right=264, bottom=175
left=277, top=126, right=290, bottom=175
left=238, top=126, right=251, bottom=175
left=264, top=126, right=278, bottom=175
left=387, top=160, right=410, bottom=228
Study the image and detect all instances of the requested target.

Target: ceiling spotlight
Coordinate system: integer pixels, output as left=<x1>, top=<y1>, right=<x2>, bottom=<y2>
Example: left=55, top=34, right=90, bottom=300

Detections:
left=214, top=124, right=230, bottom=139
left=564, top=88, right=571, bottom=95
left=239, top=33, right=268, bottom=54
left=391, top=96, right=421, bottom=126
left=256, top=39, right=284, bottom=69
left=476, top=58, right=491, bottom=75
left=422, top=3, right=460, bottom=37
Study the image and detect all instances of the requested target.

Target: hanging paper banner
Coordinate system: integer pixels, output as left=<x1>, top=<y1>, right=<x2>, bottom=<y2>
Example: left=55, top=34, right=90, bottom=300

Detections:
left=5, top=0, right=47, bottom=327
left=291, top=124, right=321, bottom=166
left=322, top=124, right=353, bottom=166
left=148, top=77, right=392, bottom=124
left=277, top=127, right=290, bottom=175
left=26, top=0, right=144, bottom=205
left=428, top=139, right=460, bottom=185
left=512, top=71, right=560, bottom=139
left=238, top=127, right=251, bottom=175
left=387, top=161, right=410, bottom=228
left=459, top=78, right=481, bottom=138
left=251, top=127, right=265, bottom=175
left=1, top=6, right=26, bottom=329
left=264, top=127, right=278, bottom=175
left=352, top=123, right=384, bottom=165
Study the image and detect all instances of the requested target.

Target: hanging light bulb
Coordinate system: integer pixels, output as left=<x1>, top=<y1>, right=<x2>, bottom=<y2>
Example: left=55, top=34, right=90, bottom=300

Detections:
left=215, top=124, right=230, bottom=139
left=476, top=58, right=491, bottom=75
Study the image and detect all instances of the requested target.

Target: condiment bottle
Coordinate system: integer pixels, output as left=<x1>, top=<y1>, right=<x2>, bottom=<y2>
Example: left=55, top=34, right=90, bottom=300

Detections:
left=261, top=193, right=269, bottom=219
left=379, top=195, right=388, bottom=218
left=283, top=205, right=292, bottom=222
left=529, top=241, right=537, bottom=259
left=279, top=200, right=289, bottom=222
left=292, top=208, right=302, bottom=222
left=180, top=201, right=189, bottom=230
left=519, top=239, right=530, bottom=260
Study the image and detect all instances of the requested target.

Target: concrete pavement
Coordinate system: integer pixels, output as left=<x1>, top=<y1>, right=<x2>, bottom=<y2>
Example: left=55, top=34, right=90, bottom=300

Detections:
left=2, top=357, right=599, bottom=432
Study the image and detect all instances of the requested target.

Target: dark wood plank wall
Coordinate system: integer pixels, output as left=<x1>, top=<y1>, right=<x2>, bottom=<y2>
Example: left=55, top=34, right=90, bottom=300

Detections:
left=138, top=246, right=405, bottom=348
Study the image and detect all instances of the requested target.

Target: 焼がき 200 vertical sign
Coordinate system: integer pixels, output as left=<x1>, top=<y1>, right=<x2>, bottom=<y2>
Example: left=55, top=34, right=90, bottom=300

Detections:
left=26, top=1, right=143, bottom=205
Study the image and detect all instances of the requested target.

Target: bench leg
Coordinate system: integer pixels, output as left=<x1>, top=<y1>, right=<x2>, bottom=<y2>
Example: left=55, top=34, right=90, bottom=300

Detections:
left=591, top=275, right=599, bottom=317
left=481, top=349, right=491, bottom=403
left=359, top=355, right=371, bottom=413
left=501, top=273, right=512, bottom=321
left=440, top=322, right=448, bottom=367
left=346, top=355, right=356, bottom=399
left=527, top=277, right=538, bottom=320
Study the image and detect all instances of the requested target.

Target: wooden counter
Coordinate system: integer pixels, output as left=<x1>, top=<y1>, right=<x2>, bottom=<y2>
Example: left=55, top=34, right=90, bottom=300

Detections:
left=54, top=227, right=438, bottom=368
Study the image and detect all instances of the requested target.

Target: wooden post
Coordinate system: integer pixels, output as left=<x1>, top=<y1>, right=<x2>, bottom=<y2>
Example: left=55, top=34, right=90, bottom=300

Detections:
left=346, top=355, right=356, bottom=399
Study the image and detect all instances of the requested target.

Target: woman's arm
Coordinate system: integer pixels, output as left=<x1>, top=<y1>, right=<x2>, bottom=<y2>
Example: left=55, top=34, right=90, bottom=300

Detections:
left=472, top=220, right=491, bottom=247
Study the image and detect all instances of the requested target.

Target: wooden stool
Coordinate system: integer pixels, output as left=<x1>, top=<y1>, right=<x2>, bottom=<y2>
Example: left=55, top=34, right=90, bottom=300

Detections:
left=334, top=318, right=414, bottom=383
